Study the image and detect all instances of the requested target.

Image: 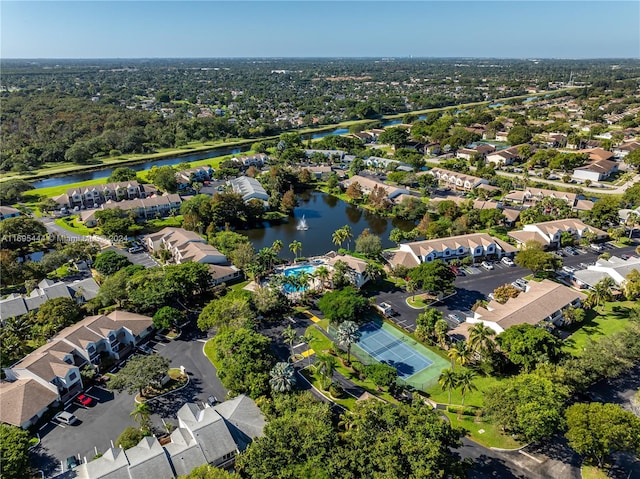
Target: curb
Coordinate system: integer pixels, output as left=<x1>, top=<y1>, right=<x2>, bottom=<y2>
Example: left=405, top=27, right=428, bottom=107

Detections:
left=405, top=298, right=426, bottom=310
left=297, top=367, right=346, bottom=411
left=490, top=443, right=531, bottom=452
left=134, top=374, right=190, bottom=404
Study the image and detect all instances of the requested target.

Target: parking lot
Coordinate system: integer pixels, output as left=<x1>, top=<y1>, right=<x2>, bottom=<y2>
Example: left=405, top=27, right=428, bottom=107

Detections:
left=31, top=324, right=226, bottom=477
left=107, top=245, right=159, bottom=268
left=377, top=242, right=638, bottom=333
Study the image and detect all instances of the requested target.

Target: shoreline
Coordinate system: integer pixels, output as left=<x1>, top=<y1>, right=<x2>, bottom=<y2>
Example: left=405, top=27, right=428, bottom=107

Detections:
left=4, top=87, right=577, bottom=185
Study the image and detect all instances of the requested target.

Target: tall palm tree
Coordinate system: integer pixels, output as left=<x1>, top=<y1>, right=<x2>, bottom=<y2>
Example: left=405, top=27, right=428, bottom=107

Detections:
left=299, top=333, right=315, bottom=367
left=435, top=319, right=449, bottom=348
left=4, top=315, right=31, bottom=341
left=438, top=368, right=458, bottom=404
left=281, top=324, right=298, bottom=361
left=289, top=240, right=302, bottom=260
left=589, top=277, right=615, bottom=311
left=447, top=341, right=471, bottom=369
left=130, top=402, right=152, bottom=432
left=467, top=323, right=496, bottom=357
left=342, top=225, right=354, bottom=251
left=626, top=212, right=639, bottom=239
left=314, top=266, right=330, bottom=292
left=272, top=239, right=284, bottom=256
left=406, top=280, right=418, bottom=301
left=332, top=228, right=347, bottom=249
left=457, top=370, right=478, bottom=406
left=315, top=353, right=337, bottom=389
left=336, top=320, right=361, bottom=366
left=269, top=362, right=296, bottom=393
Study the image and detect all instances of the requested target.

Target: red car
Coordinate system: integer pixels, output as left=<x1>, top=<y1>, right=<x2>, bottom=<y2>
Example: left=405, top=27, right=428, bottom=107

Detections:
left=76, top=394, right=95, bottom=407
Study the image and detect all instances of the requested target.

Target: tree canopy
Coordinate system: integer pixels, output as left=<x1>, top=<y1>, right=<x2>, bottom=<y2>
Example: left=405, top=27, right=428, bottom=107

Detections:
left=407, top=260, right=456, bottom=294
left=317, top=286, right=369, bottom=324
left=94, top=249, right=132, bottom=276
left=0, top=424, right=31, bottom=479
left=496, top=324, right=563, bottom=372
left=109, top=353, right=170, bottom=396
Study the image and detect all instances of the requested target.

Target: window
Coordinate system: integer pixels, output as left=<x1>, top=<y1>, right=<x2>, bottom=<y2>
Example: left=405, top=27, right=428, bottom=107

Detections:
left=68, top=372, right=77, bottom=381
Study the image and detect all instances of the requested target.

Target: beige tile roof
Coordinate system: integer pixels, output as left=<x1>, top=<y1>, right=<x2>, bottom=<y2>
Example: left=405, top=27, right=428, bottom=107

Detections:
left=531, top=218, right=607, bottom=237
left=177, top=242, right=224, bottom=263
left=576, top=148, right=615, bottom=162
left=508, top=230, right=549, bottom=245
left=387, top=250, right=420, bottom=269
left=404, top=233, right=516, bottom=258
left=16, top=352, right=75, bottom=382
left=475, top=279, right=586, bottom=330
left=326, top=254, right=368, bottom=274
left=0, top=379, right=58, bottom=427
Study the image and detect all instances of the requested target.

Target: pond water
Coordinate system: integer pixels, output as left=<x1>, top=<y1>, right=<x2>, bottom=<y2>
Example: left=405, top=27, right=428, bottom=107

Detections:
left=241, top=191, right=415, bottom=258
left=29, top=118, right=406, bottom=189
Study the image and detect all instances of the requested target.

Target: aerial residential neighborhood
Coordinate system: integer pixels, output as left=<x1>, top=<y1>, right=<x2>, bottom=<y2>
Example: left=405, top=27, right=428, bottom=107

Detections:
left=1, top=2, right=640, bottom=479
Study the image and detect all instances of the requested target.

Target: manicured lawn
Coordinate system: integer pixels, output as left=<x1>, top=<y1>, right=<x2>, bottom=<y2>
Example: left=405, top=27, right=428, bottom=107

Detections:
left=139, top=215, right=184, bottom=234
left=581, top=465, right=609, bottom=479
left=203, top=338, right=222, bottom=370
left=54, top=216, right=99, bottom=236
left=300, top=368, right=357, bottom=410
left=426, top=372, right=505, bottom=409
left=406, top=293, right=438, bottom=309
left=563, top=301, right=637, bottom=356
left=443, top=411, right=523, bottom=450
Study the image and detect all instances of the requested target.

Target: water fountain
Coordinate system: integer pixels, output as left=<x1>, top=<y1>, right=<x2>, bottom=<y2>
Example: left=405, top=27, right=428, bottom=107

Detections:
left=296, top=215, right=309, bottom=231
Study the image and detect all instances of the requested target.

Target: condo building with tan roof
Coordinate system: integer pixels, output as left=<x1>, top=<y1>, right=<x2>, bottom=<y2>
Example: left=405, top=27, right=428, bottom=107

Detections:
left=1, top=311, right=153, bottom=428
left=387, top=233, right=517, bottom=269
left=508, top=218, right=607, bottom=249
left=466, top=279, right=586, bottom=334
left=426, top=168, right=489, bottom=191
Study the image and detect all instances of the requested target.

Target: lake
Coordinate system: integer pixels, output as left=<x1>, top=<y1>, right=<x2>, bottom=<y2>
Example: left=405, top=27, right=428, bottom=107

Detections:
left=241, top=190, right=415, bottom=258
left=28, top=118, right=407, bottom=189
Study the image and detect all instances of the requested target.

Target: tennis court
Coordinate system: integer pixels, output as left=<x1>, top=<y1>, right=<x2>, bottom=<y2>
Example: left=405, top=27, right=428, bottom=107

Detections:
left=354, top=321, right=433, bottom=380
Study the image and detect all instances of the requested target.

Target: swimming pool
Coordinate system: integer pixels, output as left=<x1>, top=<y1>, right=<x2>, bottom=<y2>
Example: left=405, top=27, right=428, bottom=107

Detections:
left=282, top=265, right=317, bottom=293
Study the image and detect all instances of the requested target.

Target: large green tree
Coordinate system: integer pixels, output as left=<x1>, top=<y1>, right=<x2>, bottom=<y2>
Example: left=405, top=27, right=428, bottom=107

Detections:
left=197, top=290, right=254, bottom=331
left=178, top=464, right=238, bottom=479
left=34, top=297, right=83, bottom=340
left=210, top=328, right=275, bottom=398
left=514, top=241, right=560, bottom=276
left=497, top=324, right=563, bottom=372
left=565, top=402, right=640, bottom=467
left=407, top=260, right=456, bottom=295
left=317, top=286, right=369, bottom=324
left=0, top=424, right=31, bottom=479
left=93, top=250, right=132, bottom=276
left=485, top=372, right=569, bottom=442
left=109, top=353, right=170, bottom=396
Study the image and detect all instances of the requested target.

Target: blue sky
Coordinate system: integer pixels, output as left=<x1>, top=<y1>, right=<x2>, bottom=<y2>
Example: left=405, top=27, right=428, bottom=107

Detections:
left=2, top=1, right=638, bottom=59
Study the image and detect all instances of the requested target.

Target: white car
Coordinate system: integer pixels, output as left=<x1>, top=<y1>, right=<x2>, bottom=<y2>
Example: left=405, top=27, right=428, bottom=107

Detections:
left=501, top=257, right=515, bottom=266
left=481, top=261, right=494, bottom=270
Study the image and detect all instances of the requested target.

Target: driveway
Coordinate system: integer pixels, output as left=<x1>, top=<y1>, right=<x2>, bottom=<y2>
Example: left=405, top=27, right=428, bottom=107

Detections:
left=31, top=323, right=226, bottom=477
left=31, top=387, right=137, bottom=477
left=106, top=245, right=159, bottom=268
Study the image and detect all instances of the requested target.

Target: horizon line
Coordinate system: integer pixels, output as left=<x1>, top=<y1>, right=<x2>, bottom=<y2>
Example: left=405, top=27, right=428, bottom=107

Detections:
left=2, top=56, right=639, bottom=61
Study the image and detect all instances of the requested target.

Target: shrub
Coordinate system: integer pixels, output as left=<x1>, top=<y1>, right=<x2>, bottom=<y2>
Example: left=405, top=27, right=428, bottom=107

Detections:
left=116, top=427, right=146, bottom=449
left=329, top=382, right=344, bottom=398
left=446, top=406, right=478, bottom=416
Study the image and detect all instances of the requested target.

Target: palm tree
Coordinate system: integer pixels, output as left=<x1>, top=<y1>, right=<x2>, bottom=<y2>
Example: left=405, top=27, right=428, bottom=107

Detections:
left=332, top=228, right=347, bottom=249
left=467, top=323, right=496, bottom=357
left=589, top=277, right=615, bottom=311
left=269, top=362, right=296, bottom=393
left=626, top=212, right=639, bottom=239
left=447, top=341, right=471, bottom=369
left=289, top=240, right=302, bottom=260
left=406, top=280, right=418, bottom=301
left=435, top=318, right=449, bottom=348
left=281, top=325, right=298, bottom=361
left=130, top=402, right=152, bottom=432
left=342, top=225, right=354, bottom=251
left=314, top=266, right=330, bottom=292
left=438, top=368, right=458, bottom=404
left=457, top=370, right=478, bottom=406
left=299, top=333, right=314, bottom=367
left=315, top=353, right=337, bottom=389
left=4, top=315, right=32, bottom=341
left=336, top=320, right=361, bottom=366
left=272, top=239, right=284, bottom=256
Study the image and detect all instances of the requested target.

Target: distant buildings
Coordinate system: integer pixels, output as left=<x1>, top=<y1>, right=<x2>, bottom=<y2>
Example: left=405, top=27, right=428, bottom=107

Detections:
left=227, top=176, right=269, bottom=203
left=427, top=168, right=489, bottom=191
left=0, top=277, right=100, bottom=322
left=0, top=206, right=21, bottom=221
left=54, top=181, right=157, bottom=210
left=508, top=218, right=607, bottom=249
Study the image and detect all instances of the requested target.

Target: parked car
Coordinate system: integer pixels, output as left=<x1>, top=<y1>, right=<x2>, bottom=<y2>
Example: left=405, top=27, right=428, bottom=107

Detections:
left=555, top=249, right=565, bottom=257
left=448, top=313, right=462, bottom=324
left=66, top=456, right=79, bottom=470
left=562, top=266, right=577, bottom=274
left=54, top=411, right=79, bottom=426
left=565, top=247, right=579, bottom=256
left=137, top=343, right=154, bottom=355
left=207, top=396, right=219, bottom=407
left=128, top=246, right=144, bottom=254
left=481, top=261, right=494, bottom=270
left=511, top=281, right=526, bottom=291
left=621, top=254, right=631, bottom=260
left=75, top=394, right=95, bottom=407
left=590, top=244, right=604, bottom=253
left=501, top=257, right=515, bottom=266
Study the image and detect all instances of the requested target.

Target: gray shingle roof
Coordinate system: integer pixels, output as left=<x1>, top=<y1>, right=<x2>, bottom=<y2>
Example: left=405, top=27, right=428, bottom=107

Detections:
left=125, top=437, right=174, bottom=479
